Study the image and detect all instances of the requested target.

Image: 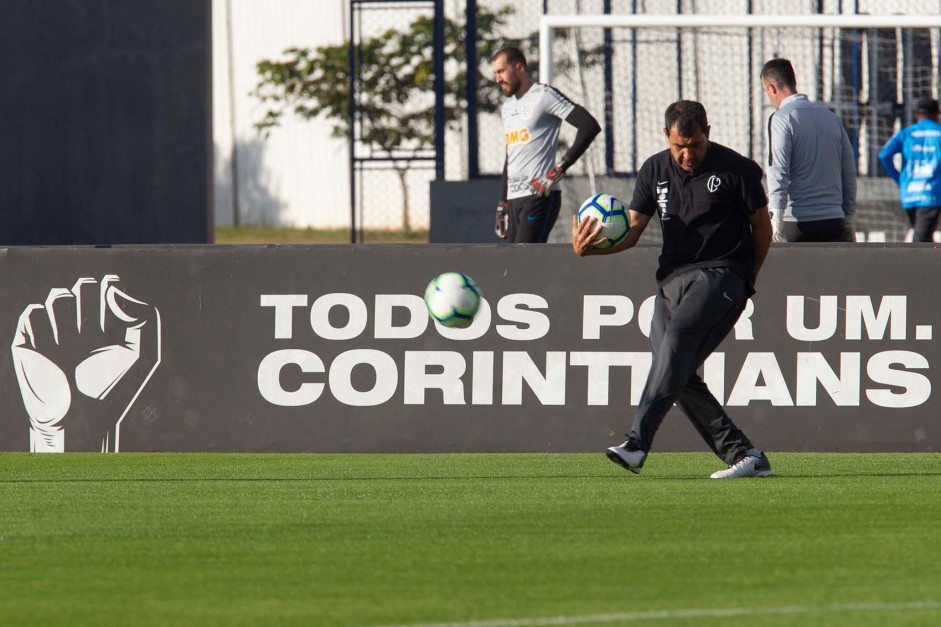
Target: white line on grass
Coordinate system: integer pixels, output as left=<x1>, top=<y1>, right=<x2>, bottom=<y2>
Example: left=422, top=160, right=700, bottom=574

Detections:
left=379, top=600, right=941, bottom=627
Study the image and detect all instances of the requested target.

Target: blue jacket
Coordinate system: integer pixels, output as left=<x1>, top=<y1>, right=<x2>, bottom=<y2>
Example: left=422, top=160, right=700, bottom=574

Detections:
left=878, top=118, right=941, bottom=210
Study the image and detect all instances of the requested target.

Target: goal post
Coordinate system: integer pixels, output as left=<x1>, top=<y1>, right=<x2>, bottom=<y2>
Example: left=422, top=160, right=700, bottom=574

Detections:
left=540, top=14, right=941, bottom=86
left=539, top=12, right=941, bottom=242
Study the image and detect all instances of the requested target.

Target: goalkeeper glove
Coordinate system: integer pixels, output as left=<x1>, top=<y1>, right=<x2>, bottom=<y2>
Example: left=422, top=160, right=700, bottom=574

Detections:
left=531, top=163, right=565, bottom=197
left=494, top=201, right=508, bottom=239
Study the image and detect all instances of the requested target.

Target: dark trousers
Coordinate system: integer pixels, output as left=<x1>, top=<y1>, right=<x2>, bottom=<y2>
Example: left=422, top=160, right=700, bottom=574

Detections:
left=630, top=268, right=754, bottom=465
left=507, top=192, right=561, bottom=243
left=781, top=217, right=846, bottom=242
left=906, top=207, right=941, bottom=242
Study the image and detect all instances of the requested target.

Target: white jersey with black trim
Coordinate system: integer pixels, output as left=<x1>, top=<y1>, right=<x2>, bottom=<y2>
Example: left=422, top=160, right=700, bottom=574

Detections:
left=502, top=83, right=575, bottom=199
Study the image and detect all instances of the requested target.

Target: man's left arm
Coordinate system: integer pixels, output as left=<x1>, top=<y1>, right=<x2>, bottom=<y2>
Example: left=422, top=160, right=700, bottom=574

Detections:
left=741, top=160, right=772, bottom=273
left=747, top=206, right=773, bottom=274
left=766, top=114, right=792, bottom=241
left=878, top=132, right=903, bottom=183
left=559, top=105, right=601, bottom=170
left=839, top=126, right=858, bottom=241
left=532, top=104, right=601, bottom=197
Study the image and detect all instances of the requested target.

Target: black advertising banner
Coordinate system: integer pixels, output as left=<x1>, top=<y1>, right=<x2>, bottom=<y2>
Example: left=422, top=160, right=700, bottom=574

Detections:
left=0, top=244, right=937, bottom=453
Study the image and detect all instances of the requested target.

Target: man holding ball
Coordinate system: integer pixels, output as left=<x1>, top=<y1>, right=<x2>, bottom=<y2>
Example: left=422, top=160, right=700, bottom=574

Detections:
left=573, top=100, right=774, bottom=479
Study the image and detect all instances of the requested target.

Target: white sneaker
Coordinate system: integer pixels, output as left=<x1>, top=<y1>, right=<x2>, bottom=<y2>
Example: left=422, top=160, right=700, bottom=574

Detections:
left=605, top=441, right=646, bottom=474
left=710, top=454, right=772, bottom=479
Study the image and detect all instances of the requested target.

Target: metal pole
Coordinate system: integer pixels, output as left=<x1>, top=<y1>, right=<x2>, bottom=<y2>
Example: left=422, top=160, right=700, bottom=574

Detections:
left=348, top=1, right=357, bottom=243
left=747, top=0, right=754, bottom=159
left=434, top=0, right=446, bottom=180
left=816, top=0, right=824, bottom=99
left=904, top=28, right=913, bottom=126
left=603, top=0, right=614, bottom=174
left=225, top=0, right=241, bottom=228
left=676, top=0, right=682, bottom=99
left=868, top=25, right=878, bottom=176
left=630, top=0, right=637, bottom=172
left=937, top=0, right=941, bottom=104
left=466, top=0, right=479, bottom=178
left=539, top=20, right=552, bottom=84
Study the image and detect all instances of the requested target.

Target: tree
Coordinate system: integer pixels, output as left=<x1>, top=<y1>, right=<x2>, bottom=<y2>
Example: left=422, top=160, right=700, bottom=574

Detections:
left=253, top=6, right=513, bottom=233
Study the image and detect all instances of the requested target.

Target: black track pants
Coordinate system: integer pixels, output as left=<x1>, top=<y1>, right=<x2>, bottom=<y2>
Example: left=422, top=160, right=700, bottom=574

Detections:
left=629, top=268, right=755, bottom=465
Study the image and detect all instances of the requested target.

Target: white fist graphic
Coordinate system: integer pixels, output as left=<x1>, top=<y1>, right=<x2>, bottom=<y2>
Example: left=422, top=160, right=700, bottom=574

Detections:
left=11, top=275, right=161, bottom=452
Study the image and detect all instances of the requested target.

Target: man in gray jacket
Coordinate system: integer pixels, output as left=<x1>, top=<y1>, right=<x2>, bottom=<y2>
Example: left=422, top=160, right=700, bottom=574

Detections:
left=760, top=58, right=857, bottom=242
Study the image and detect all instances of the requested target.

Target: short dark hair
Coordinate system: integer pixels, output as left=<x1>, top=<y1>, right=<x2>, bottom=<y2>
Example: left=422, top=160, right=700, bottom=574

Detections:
left=916, top=98, right=940, bottom=116
left=490, top=47, right=527, bottom=68
left=664, top=100, right=709, bottom=136
left=760, top=58, right=797, bottom=90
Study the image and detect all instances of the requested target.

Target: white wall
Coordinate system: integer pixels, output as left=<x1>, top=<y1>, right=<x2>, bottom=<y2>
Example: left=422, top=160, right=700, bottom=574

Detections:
left=213, top=0, right=349, bottom=229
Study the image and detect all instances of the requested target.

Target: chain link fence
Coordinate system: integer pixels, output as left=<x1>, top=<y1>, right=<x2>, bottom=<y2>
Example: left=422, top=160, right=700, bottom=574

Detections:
left=472, top=0, right=941, bottom=243
left=234, top=1, right=941, bottom=243
left=349, top=1, right=439, bottom=242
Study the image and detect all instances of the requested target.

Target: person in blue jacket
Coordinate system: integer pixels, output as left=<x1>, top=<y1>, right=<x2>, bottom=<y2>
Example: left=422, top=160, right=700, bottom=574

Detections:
left=879, top=98, right=941, bottom=242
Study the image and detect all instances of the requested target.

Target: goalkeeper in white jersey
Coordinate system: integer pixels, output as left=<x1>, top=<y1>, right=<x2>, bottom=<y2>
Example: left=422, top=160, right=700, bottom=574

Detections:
left=491, top=47, right=600, bottom=243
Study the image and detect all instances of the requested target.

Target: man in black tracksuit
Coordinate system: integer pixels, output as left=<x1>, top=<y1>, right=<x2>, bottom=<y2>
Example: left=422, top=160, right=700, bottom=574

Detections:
left=572, top=100, right=774, bottom=479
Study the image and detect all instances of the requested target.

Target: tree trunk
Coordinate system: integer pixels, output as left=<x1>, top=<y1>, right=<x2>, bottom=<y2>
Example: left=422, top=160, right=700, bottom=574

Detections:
left=396, top=166, right=411, bottom=233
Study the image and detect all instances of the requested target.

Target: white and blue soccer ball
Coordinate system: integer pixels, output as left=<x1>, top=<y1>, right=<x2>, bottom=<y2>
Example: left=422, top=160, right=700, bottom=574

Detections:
left=424, top=272, right=482, bottom=328
left=577, top=193, right=630, bottom=248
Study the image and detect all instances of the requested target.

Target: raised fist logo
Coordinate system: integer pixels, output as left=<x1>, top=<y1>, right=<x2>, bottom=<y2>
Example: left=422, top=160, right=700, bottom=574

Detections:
left=11, top=275, right=161, bottom=452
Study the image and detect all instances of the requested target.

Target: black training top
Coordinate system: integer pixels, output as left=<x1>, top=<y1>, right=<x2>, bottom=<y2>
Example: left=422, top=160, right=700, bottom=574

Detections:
left=630, top=141, right=768, bottom=290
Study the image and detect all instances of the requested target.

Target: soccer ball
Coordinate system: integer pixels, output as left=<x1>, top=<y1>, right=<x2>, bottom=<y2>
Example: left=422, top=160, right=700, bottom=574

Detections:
left=577, top=193, right=630, bottom=248
left=424, top=272, right=482, bottom=329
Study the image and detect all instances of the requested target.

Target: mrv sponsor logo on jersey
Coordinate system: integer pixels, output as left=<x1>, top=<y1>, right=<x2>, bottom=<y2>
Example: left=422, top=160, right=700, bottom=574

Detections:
left=504, top=127, right=531, bottom=146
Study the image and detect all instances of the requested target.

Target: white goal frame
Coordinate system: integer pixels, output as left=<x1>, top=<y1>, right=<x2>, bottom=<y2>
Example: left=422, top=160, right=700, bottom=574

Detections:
left=540, top=14, right=941, bottom=85
left=537, top=12, right=941, bottom=243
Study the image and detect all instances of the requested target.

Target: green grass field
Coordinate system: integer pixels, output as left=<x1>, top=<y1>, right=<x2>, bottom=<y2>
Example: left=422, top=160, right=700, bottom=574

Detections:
left=1, top=453, right=939, bottom=627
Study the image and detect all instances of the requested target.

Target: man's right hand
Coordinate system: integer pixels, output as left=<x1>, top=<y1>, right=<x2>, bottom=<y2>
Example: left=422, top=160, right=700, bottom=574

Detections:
left=843, top=214, right=858, bottom=242
left=495, top=202, right=508, bottom=239
left=572, top=215, right=606, bottom=256
left=770, top=209, right=788, bottom=243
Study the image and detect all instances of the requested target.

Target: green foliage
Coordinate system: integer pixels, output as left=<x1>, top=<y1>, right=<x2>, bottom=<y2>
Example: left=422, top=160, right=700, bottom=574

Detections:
left=253, top=6, right=514, bottom=157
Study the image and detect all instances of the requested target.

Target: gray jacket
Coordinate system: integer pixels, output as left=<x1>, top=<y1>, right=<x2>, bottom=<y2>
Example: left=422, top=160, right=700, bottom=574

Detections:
left=767, top=94, right=857, bottom=222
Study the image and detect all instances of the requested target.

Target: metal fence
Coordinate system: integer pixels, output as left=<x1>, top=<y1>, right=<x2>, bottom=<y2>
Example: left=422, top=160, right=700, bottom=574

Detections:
left=221, top=0, right=941, bottom=242
left=472, top=0, right=941, bottom=243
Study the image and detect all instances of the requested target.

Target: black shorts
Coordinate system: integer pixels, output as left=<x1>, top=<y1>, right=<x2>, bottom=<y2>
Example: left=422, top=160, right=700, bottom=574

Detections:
left=905, top=207, right=941, bottom=242
left=506, top=192, right=561, bottom=243
left=781, top=217, right=845, bottom=242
